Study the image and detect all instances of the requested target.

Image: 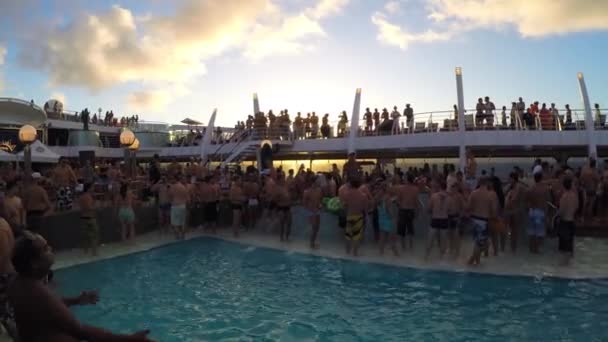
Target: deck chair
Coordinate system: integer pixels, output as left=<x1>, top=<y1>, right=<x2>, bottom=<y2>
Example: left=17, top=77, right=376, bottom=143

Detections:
left=414, top=122, right=426, bottom=133
left=464, top=115, right=474, bottom=130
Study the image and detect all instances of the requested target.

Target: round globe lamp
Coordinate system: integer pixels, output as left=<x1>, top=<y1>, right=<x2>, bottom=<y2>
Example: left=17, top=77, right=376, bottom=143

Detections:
left=19, top=124, right=38, bottom=180
left=128, top=138, right=140, bottom=151
left=120, top=129, right=136, bottom=147
left=19, top=124, right=37, bottom=144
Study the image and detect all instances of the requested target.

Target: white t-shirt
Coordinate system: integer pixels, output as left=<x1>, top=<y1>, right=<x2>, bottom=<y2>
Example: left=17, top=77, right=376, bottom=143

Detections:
left=391, top=110, right=400, bottom=119
left=532, top=165, right=543, bottom=175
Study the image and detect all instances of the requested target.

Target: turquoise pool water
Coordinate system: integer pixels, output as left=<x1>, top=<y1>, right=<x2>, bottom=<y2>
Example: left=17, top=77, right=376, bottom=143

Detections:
left=57, top=238, right=608, bottom=341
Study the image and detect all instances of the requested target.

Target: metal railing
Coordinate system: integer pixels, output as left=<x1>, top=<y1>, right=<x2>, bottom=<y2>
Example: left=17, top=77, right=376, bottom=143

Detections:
left=239, top=107, right=606, bottom=141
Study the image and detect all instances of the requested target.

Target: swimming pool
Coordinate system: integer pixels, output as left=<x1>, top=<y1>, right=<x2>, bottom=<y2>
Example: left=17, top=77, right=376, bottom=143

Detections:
left=57, top=238, right=608, bottom=341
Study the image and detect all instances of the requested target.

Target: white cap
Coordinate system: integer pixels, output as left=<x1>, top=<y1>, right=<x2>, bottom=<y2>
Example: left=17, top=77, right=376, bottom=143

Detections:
left=533, top=165, right=543, bottom=175
left=32, top=172, right=42, bottom=179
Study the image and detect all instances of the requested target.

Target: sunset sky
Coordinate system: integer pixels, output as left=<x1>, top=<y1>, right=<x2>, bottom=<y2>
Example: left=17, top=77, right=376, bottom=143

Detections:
left=0, top=0, right=607, bottom=126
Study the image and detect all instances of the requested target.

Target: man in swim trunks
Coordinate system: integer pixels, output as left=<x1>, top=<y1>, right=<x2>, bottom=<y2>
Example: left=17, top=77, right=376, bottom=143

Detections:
left=339, top=174, right=369, bottom=256
left=78, top=183, right=99, bottom=256
left=243, top=173, right=260, bottom=231
left=394, top=172, right=420, bottom=251
left=274, top=175, right=292, bottom=242
left=52, top=158, right=77, bottom=211
left=466, top=177, right=497, bottom=266
left=526, top=172, right=550, bottom=254
left=4, top=181, right=25, bottom=234
left=426, top=180, right=449, bottom=259
left=200, top=176, right=218, bottom=234
left=446, top=182, right=464, bottom=258
left=229, top=176, right=245, bottom=238
left=169, top=177, right=189, bottom=240
left=151, top=175, right=171, bottom=234
left=8, top=231, right=155, bottom=341
left=579, top=158, right=600, bottom=222
left=557, top=177, right=578, bottom=266
left=303, top=176, right=323, bottom=249
left=22, top=173, right=53, bottom=232
left=0, top=211, right=16, bottom=339
left=464, top=149, right=477, bottom=192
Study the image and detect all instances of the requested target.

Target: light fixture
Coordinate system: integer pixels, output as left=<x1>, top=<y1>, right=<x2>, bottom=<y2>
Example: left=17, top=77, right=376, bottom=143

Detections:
left=577, top=72, right=583, bottom=80
left=356, top=88, right=362, bottom=94
left=128, top=138, right=140, bottom=151
left=119, top=129, right=136, bottom=146
left=18, top=125, right=37, bottom=144
left=455, top=67, right=462, bottom=76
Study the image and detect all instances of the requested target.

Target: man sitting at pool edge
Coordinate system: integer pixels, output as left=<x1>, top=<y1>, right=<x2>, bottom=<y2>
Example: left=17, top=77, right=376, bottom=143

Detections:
left=8, top=231, right=155, bottom=342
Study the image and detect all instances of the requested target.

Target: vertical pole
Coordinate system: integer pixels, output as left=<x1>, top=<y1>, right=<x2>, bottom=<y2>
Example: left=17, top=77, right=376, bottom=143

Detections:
left=24, top=144, right=32, bottom=180
left=577, top=72, right=597, bottom=158
left=253, top=93, right=260, bottom=115
left=200, top=109, right=217, bottom=166
left=123, top=148, right=130, bottom=178
left=456, top=67, right=466, bottom=172
left=347, top=88, right=362, bottom=154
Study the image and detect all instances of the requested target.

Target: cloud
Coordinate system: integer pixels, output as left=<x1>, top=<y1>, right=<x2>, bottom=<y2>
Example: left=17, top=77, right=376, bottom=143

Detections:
left=427, top=0, right=608, bottom=37
left=0, top=44, right=5, bottom=92
left=384, top=1, right=402, bottom=14
left=306, top=0, right=350, bottom=19
left=17, top=0, right=348, bottom=91
left=0, top=45, right=6, bottom=65
left=373, top=0, right=608, bottom=50
left=127, top=90, right=172, bottom=111
left=371, top=12, right=452, bottom=50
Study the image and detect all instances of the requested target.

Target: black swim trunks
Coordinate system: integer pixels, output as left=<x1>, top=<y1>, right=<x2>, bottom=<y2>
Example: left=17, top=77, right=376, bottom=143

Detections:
left=398, top=209, right=415, bottom=236
left=558, top=220, right=575, bottom=253
left=0, top=273, right=16, bottom=336
left=431, top=218, right=449, bottom=230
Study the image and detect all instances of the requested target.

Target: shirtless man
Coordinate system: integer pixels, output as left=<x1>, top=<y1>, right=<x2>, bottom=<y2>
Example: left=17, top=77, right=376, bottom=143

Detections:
left=446, top=182, right=464, bottom=258
left=52, top=158, right=77, bottom=211
left=229, top=177, right=245, bottom=238
left=22, top=173, right=52, bottom=232
left=426, top=181, right=449, bottom=259
left=557, top=177, right=578, bottom=266
left=526, top=172, right=550, bottom=254
left=261, top=174, right=277, bottom=229
left=243, top=174, right=260, bottom=231
left=466, top=177, right=497, bottom=266
left=303, top=176, right=323, bottom=249
left=151, top=175, right=171, bottom=234
left=4, top=182, right=25, bottom=231
left=274, top=176, right=292, bottom=241
left=464, top=149, right=477, bottom=192
left=78, top=183, right=98, bottom=256
left=339, top=175, right=369, bottom=256
left=580, top=158, right=600, bottom=222
left=504, top=172, right=526, bottom=252
left=199, top=176, right=218, bottom=234
left=168, top=177, right=189, bottom=240
left=394, top=173, right=420, bottom=250
left=8, top=232, right=155, bottom=341
left=0, top=209, right=16, bottom=339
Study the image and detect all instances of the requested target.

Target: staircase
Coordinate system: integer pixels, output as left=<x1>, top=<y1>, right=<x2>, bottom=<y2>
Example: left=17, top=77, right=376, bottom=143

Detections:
left=223, top=141, right=258, bottom=164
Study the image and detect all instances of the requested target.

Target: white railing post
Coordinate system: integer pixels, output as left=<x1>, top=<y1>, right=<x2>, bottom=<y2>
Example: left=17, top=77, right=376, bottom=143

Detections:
left=577, top=72, right=597, bottom=158
left=347, top=88, right=361, bottom=154
left=253, top=93, right=260, bottom=115
left=455, top=67, right=466, bottom=172
left=200, top=109, right=217, bottom=167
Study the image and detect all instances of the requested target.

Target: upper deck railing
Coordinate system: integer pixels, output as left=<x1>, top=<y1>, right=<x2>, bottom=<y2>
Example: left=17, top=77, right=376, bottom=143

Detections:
left=253, top=107, right=606, bottom=141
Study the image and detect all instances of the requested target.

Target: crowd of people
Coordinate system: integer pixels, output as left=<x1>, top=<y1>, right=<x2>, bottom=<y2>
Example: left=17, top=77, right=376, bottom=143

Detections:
left=237, top=99, right=605, bottom=142
left=1, top=151, right=608, bottom=340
